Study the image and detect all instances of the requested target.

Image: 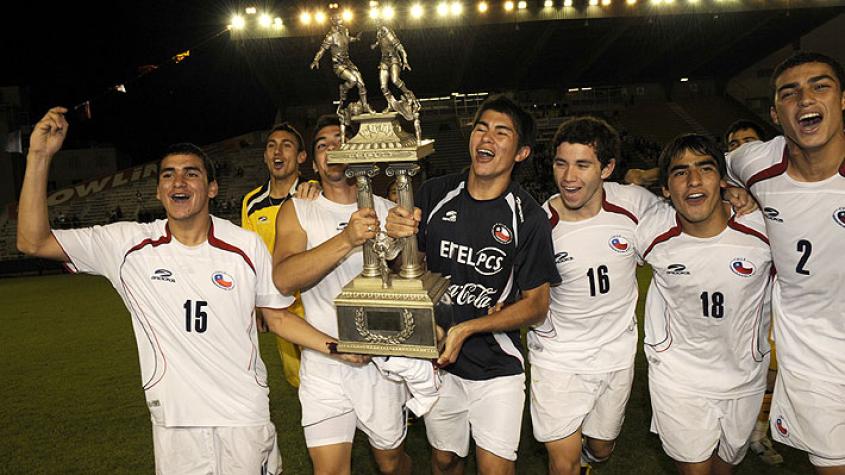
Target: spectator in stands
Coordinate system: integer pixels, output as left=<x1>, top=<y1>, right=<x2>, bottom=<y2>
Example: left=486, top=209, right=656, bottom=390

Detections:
left=725, top=120, right=766, bottom=153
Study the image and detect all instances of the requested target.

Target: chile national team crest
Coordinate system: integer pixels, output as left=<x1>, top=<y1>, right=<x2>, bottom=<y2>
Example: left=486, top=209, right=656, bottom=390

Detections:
left=834, top=207, right=845, bottom=229
left=492, top=223, right=513, bottom=245
left=608, top=235, right=630, bottom=253
left=212, top=271, right=235, bottom=290
left=774, top=416, right=789, bottom=437
left=730, top=258, right=755, bottom=277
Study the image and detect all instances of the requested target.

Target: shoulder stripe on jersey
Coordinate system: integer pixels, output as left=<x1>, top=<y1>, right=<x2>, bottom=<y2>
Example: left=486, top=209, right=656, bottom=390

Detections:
left=505, top=192, right=520, bottom=247
left=602, top=193, right=638, bottom=224
left=207, top=222, right=256, bottom=274
left=727, top=216, right=769, bottom=245
left=245, top=182, right=271, bottom=216
left=427, top=180, right=465, bottom=225
left=642, top=215, right=682, bottom=260
left=548, top=203, right=560, bottom=228
left=124, top=225, right=173, bottom=259
left=746, top=145, right=788, bottom=188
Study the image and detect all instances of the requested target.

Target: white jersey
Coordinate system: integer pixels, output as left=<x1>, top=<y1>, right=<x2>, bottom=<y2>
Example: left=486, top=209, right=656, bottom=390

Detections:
left=528, top=182, right=660, bottom=372
left=53, top=216, right=293, bottom=427
left=293, top=193, right=393, bottom=368
left=728, top=136, right=845, bottom=384
left=635, top=206, right=773, bottom=398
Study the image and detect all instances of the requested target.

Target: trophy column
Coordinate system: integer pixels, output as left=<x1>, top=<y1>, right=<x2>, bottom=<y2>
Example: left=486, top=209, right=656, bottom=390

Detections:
left=347, top=164, right=381, bottom=278
left=386, top=164, right=423, bottom=279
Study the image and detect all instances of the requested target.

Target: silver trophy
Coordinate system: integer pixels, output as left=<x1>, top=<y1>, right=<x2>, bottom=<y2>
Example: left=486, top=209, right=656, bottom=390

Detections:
left=312, top=19, right=448, bottom=358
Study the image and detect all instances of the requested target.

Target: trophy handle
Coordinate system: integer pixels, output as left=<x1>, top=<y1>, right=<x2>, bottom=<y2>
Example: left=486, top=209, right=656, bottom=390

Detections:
left=387, top=164, right=424, bottom=278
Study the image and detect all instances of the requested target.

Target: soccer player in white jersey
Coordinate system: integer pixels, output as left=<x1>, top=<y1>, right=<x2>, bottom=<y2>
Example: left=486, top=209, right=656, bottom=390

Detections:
left=635, top=134, right=773, bottom=475
left=527, top=117, right=660, bottom=475
left=272, top=115, right=413, bottom=475
left=727, top=51, right=845, bottom=474
left=16, top=107, right=362, bottom=475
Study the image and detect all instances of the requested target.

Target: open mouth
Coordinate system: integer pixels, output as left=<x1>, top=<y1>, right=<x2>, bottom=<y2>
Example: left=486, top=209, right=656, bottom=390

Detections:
left=273, top=158, right=285, bottom=169
left=798, top=112, right=822, bottom=130
left=686, top=192, right=705, bottom=204
left=170, top=193, right=190, bottom=202
left=476, top=148, right=495, bottom=160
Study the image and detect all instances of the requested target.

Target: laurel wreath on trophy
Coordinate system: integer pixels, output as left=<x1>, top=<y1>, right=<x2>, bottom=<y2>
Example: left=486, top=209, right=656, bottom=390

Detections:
left=355, top=307, right=415, bottom=344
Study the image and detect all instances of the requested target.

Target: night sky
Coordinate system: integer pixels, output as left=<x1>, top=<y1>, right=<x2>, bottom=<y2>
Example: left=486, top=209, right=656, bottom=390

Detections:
left=4, top=1, right=277, bottom=164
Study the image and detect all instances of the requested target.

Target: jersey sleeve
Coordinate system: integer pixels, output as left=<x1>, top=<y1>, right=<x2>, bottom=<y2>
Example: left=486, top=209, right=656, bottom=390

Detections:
left=252, top=233, right=294, bottom=309
left=52, top=222, right=140, bottom=282
left=514, top=205, right=561, bottom=291
left=726, top=136, right=784, bottom=187
left=633, top=203, right=676, bottom=263
left=626, top=184, right=662, bottom=217
left=241, top=193, right=254, bottom=231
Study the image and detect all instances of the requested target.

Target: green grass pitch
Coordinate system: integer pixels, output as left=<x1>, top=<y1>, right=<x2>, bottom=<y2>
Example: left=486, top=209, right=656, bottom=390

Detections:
left=0, top=269, right=814, bottom=473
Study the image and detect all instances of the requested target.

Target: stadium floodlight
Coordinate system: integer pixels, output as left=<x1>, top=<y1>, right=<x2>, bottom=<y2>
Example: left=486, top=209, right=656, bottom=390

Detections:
left=382, top=5, right=396, bottom=19
left=273, top=17, right=283, bottom=28
left=315, top=10, right=327, bottom=23
left=450, top=2, right=463, bottom=14
left=231, top=14, right=246, bottom=29
left=504, top=0, right=515, bottom=11
left=411, top=3, right=424, bottom=17
left=544, top=0, right=554, bottom=7
left=626, top=0, right=636, bottom=4
left=478, top=1, right=489, bottom=12
left=602, top=0, right=611, bottom=5
left=437, top=2, right=450, bottom=15
left=300, top=11, right=313, bottom=24
left=370, top=7, right=380, bottom=18
left=563, top=0, right=573, bottom=7
left=680, top=77, right=689, bottom=82
left=517, top=0, right=527, bottom=9
left=258, top=14, right=272, bottom=27
left=342, top=9, right=354, bottom=21
left=245, top=7, right=257, bottom=14
left=567, top=87, right=579, bottom=92
left=589, top=0, right=598, bottom=6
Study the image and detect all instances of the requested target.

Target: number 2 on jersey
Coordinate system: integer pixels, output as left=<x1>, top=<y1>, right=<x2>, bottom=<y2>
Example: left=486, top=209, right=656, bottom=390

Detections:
left=184, top=300, right=208, bottom=333
left=795, top=239, right=812, bottom=276
left=587, top=265, right=610, bottom=297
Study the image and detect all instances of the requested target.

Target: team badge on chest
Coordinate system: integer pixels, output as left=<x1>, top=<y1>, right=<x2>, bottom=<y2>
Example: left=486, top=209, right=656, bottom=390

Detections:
left=608, top=235, right=630, bottom=253
left=833, top=207, right=845, bottom=229
left=730, top=258, right=755, bottom=277
left=492, top=223, right=512, bottom=245
left=212, top=271, right=235, bottom=290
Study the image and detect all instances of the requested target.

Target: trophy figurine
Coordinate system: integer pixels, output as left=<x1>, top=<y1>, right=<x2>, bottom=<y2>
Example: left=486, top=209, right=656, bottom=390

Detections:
left=313, top=20, right=449, bottom=358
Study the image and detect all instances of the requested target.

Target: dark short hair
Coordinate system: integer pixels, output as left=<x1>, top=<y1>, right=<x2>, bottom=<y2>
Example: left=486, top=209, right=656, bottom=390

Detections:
left=157, top=143, right=216, bottom=183
left=472, top=94, right=536, bottom=152
left=551, top=116, right=621, bottom=169
left=266, top=122, right=305, bottom=153
left=658, top=134, right=726, bottom=189
left=724, top=120, right=766, bottom=145
left=771, top=51, right=845, bottom=93
left=310, top=114, right=341, bottom=159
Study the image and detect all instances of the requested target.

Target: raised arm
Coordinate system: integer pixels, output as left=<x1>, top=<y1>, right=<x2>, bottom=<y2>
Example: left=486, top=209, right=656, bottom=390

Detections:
left=272, top=199, right=378, bottom=295
left=16, top=107, right=71, bottom=262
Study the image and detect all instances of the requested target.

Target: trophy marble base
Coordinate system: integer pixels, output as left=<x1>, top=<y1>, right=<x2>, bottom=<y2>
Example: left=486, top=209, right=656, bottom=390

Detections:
left=335, top=271, right=449, bottom=358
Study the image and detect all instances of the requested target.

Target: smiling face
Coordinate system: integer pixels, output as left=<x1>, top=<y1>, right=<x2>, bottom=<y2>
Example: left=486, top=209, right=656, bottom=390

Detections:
left=311, top=125, right=346, bottom=184
left=553, top=142, right=614, bottom=218
left=771, top=61, right=845, bottom=153
left=468, top=109, right=530, bottom=182
left=264, top=129, right=305, bottom=182
left=663, top=149, right=727, bottom=230
left=156, top=153, right=218, bottom=222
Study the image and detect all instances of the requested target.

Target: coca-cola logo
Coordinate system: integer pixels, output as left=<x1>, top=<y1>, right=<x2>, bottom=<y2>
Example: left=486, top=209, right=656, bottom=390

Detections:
left=446, top=283, right=498, bottom=309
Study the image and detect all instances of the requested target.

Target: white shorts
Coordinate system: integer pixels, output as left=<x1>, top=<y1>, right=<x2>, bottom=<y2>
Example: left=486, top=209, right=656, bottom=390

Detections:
left=770, top=367, right=845, bottom=467
left=649, top=383, right=762, bottom=465
left=299, top=359, right=408, bottom=450
left=152, top=422, right=281, bottom=475
left=424, top=372, right=525, bottom=461
left=531, top=365, right=634, bottom=443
